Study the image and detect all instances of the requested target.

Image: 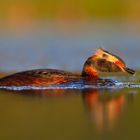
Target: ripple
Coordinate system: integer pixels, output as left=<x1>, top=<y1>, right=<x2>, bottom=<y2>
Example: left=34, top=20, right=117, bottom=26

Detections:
left=0, top=81, right=140, bottom=91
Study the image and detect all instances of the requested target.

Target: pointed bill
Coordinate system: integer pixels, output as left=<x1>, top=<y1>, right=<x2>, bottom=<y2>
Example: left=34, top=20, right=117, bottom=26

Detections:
left=124, top=67, right=135, bottom=75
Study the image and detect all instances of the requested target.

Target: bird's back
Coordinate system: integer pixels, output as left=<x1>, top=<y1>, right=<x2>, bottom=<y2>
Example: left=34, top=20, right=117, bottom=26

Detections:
left=0, top=69, right=81, bottom=87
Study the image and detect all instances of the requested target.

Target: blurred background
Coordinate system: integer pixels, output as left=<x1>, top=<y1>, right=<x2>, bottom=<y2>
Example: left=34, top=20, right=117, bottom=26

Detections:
left=0, top=0, right=140, bottom=72
left=0, top=1, right=140, bottom=140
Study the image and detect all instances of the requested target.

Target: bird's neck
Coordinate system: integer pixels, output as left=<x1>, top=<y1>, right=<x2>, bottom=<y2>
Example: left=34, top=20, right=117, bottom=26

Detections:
left=82, top=64, right=99, bottom=80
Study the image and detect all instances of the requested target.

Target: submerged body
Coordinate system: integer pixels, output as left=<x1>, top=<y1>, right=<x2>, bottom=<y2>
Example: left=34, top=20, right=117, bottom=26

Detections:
left=0, top=48, right=135, bottom=89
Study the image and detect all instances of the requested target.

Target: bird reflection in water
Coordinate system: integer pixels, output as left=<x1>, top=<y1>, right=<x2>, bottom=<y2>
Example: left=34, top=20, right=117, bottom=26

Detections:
left=2, top=88, right=135, bottom=131
left=82, top=89, right=135, bottom=131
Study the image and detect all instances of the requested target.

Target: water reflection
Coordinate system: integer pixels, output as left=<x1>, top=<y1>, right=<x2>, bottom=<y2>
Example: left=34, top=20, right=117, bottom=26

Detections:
left=1, top=88, right=135, bottom=132
left=82, top=89, right=135, bottom=131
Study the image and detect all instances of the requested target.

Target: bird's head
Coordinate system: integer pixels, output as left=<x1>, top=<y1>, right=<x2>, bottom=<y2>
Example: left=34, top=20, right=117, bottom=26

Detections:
left=82, top=48, right=135, bottom=77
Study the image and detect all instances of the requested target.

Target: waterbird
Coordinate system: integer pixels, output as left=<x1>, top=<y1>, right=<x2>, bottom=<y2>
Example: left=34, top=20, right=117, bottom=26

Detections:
left=0, top=48, right=135, bottom=90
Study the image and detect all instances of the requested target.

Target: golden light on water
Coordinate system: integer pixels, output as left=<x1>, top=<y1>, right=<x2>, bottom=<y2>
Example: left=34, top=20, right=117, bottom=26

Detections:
left=0, top=1, right=140, bottom=22
left=0, top=0, right=139, bottom=36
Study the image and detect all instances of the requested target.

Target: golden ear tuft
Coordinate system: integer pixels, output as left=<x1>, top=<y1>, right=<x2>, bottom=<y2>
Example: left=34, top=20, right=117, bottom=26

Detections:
left=94, top=48, right=105, bottom=57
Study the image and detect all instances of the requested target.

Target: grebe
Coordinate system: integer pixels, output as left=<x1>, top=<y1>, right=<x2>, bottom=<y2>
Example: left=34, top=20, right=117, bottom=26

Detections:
left=0, top=48, right=135, bottom=89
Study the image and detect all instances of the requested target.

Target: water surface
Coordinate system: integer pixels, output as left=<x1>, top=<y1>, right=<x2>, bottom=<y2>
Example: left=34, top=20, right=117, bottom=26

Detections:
left=0, top=72, right=140, bottom=140
left=0, top=86, right=140, bottom=140
left=0, top=19, right=140, bottom=140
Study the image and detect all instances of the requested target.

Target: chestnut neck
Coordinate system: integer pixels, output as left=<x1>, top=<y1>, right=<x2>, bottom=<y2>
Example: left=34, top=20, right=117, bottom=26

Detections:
left=81, top=57, right=99, bottom=79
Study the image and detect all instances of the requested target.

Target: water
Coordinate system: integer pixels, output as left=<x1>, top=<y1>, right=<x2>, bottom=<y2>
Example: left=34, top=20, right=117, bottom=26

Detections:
left=0, top=73, right=140, bottom=140
left=0, top=20, right=140, bottom=140
left=0, top=20, right=140, bottom=72
left=0, top=86, right=140, bottom=140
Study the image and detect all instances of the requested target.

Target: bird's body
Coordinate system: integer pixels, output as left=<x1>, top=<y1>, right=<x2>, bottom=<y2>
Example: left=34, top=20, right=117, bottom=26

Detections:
left=0, top=48, right=135, bottom=89
left=0, top=69, right=81, bottom=87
